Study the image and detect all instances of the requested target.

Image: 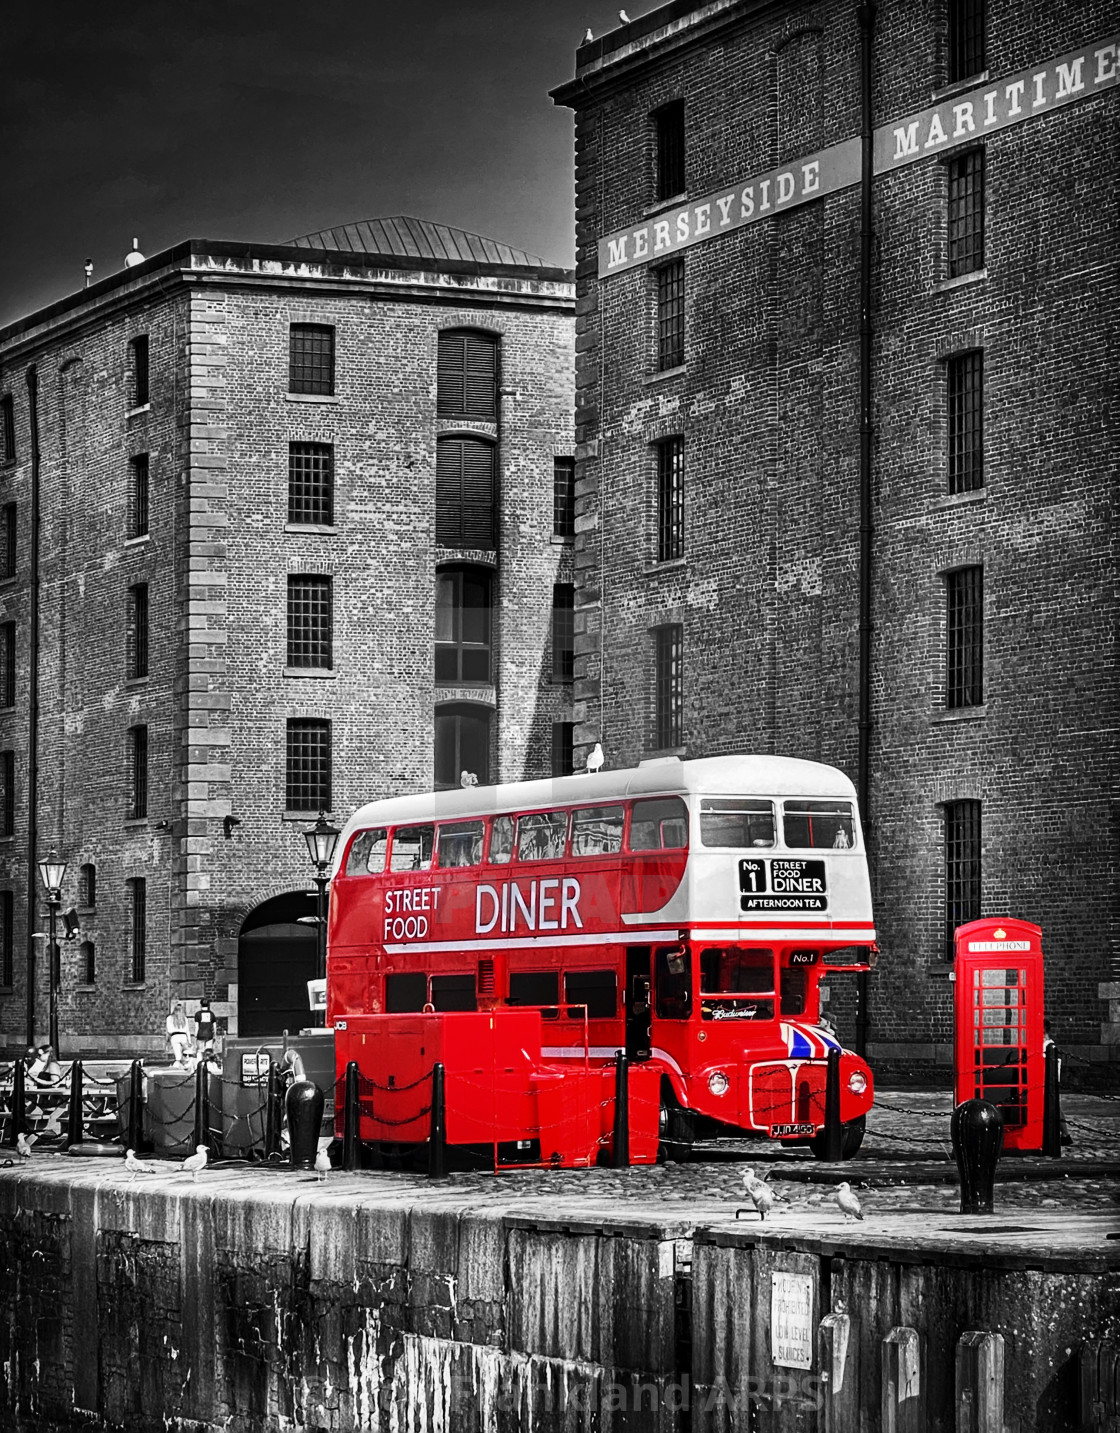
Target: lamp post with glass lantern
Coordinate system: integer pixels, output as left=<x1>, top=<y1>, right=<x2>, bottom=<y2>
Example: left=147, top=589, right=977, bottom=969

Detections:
left=37, top=850, right=66, bottom=1058
left=303, top=812, right=340, bottom=1023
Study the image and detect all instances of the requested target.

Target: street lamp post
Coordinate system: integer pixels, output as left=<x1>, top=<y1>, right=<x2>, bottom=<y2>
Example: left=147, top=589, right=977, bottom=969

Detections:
left=37, top=850, right=66, bottom=1058
left=303, top=812, right=340, bottom=1024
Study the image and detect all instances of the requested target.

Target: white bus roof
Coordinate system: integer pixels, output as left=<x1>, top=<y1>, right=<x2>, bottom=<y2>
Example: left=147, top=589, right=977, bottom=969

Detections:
left=334, top=755, right=858, bottom=871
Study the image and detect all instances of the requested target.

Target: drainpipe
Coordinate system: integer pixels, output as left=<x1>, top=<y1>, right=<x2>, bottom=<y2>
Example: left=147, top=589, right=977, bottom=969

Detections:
left=25, top=366, right=41, bottom=1048
left=855, top=2, right=876, bottom=1059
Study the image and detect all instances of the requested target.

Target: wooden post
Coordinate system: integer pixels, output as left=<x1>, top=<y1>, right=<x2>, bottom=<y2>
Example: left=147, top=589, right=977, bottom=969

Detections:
left=882, top=1326, right=923, bottom=1433
left=955, top=1331, right=1004, bottom=1432
left=819, top=1311, right=860, bottom=1432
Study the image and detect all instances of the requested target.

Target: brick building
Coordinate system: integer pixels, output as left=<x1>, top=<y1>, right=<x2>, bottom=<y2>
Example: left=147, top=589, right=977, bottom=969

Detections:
left=553, top=2, right=1119, bottom=1073
left=0, top=219, right=575, bottom=1054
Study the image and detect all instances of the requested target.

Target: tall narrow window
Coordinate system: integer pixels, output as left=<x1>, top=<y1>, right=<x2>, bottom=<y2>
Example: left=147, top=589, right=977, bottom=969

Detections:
left=0, top=622, right=14, bottom=706
left=551, top=722, right=575, bottom=777
left=130, top=335, right=149, bottom=407
left=0, top=890, right=12, bottom=986
left=654, top=98, right=686, bottom=201
left=948, top=352, right=983, bottom=493
left=289, top=324, right=335, bottom=395
left=656, top=260, right=685, bottom=370
left=128, top=583, right=149, bottom=679
left=654, top=624, right=683, bottom=749
left=435, top=568, right=492, bottom=683
left=128, top=877, right=146, bottom=983
left=286, top=718, right=331, bottom=811
left=436, top=437, right=496, bottom=548
left=437, top=330, right=499, bottom=418
left=79, top=940, right=96, bottom=985
left=287, top=575, right=333, bottom=669
left=656, top=437, right=685, bottom=561
left=434, top=705, right=491, bottom=789
left=288, top=442, right=334, bottom=526
left=552, top=584, right=574, bottom=682
left=0, top=752, right=13, bottom=837
left=78, top=863, right=96, bottom=909
left=0, top=504, right=13, bottom=579
left=130, top=455, right=149, bottom=538
left=0, top=395, right=13, bottom=463
left=128, top=725, right=148, bottom=819
left=553, top=457, right=576, bottom=539
left=948, top=149, right=985, bottom=276
left=947, top=566, right=983, bottom=708
left=945, top=799, right=981, bottom=958
left=948, top=0, right=985, bottom=82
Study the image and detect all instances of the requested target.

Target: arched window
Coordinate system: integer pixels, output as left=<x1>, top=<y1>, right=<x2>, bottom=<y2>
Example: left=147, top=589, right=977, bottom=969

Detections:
left=437, top=330, right=499, bottom=418
left=436, top=567, right=492, bottom=683
left=435, top=705, right=491, bottom=790
left=78, top=863, right=96, bottom=909
left=436, top=437, right=496, bottom=549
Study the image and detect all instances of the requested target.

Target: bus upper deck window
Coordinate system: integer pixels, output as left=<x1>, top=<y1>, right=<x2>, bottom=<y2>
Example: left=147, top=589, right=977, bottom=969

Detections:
left=629, top=796, right=689, bottom=850
left=346, top=827, right=389, bottom=874
left=571, top=805, right=625, bottom=856
left=438, top=820, right=485, bottom=868
left=782, top=800, right=854, bottom=849
left=389, top=824, right=435, bottom=872
left=489, top=815, right=515, bottom=864
left=699, top=798, right=775, bottom=848
left=517, top=810, right=568, bottom=861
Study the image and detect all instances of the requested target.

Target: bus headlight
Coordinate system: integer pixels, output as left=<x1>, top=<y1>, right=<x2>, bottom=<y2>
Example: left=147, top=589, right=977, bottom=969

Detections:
left=848, top=1072, right=868, bottom=1095
left=708, top=1071, right=730, bottom=1097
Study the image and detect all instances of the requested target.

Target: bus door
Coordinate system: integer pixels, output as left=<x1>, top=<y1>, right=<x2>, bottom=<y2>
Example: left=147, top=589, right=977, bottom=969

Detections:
left=953, top=917, right=1044, bottom=1151
left=625, top=947, right=652, bottom=1061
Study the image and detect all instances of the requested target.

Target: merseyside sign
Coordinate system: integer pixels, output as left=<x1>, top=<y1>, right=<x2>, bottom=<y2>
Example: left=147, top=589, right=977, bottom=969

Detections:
left=599, top=37, right=1119, bottom=277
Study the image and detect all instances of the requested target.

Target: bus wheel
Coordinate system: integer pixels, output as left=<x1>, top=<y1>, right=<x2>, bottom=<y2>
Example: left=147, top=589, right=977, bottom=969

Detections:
left=658, top=1093, right=695, bottom=1164
left=808, top=1115, right=865, bottom=1161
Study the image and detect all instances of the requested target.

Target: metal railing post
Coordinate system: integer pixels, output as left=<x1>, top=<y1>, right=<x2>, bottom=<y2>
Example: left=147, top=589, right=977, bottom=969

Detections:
left=428, top=1063, right=447, bottom=1178
left=822, top=1046, right=843, bottom=1161
left=65, top=1060, right=84, bottom=1148
left=126, top=1060, right=145, bottom=1152
left=611, top=1050, right=630, bottom=1168
left=343, top=1060, right=361, bottom=1171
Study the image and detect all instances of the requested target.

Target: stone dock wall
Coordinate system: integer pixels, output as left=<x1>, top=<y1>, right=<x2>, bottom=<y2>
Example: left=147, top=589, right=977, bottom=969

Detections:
left=0, top=1164, right=1115, bottom=1432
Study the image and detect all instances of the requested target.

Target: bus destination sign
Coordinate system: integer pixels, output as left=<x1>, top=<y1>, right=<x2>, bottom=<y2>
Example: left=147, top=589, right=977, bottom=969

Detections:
left=740, top=858, right=828, bottom=912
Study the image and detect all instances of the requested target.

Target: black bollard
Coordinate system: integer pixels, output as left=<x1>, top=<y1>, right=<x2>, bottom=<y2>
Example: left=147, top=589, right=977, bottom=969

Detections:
left=127, top=1060, right=145, bottom=1153
left=950, top=1098, right=1004, bottom=1214
left=66, top=1060, right=84, bottom=1148
left=821, top=1046, right=843, bottom=1163
left=264, top=1061, right=283, bottom=1159
left=1042, top=1042, right=1062, bottom=1159
left=428, top=1063, right=447, bottom=1178
left=286, top=1077, right=324, bottom=1170
left=6, top=1056, right=27, bottom=1146
left=611, top=1050, right=630, bottom=1168
left=193, top=1059, right=211, bottom=1154
left=342, top=1061, right=361, bottom=1171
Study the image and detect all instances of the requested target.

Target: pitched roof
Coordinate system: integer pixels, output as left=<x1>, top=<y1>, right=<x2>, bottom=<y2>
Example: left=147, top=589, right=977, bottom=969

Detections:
left=287, top=216, right=550, bottom=269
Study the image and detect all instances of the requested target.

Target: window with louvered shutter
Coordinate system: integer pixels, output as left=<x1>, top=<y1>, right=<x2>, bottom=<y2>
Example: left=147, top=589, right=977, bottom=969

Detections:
left=437, top=437, right=496, bottom=548
left=437, top=331, right=499, bottom=417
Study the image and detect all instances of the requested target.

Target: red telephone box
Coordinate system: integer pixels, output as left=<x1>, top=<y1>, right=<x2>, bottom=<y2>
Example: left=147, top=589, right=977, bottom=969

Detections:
left=953, top=917, right=1045, bottom=1151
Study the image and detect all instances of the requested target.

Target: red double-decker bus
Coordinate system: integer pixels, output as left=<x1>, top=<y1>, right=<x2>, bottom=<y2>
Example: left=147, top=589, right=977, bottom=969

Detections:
left=327, top=754, right=875, bottom=1167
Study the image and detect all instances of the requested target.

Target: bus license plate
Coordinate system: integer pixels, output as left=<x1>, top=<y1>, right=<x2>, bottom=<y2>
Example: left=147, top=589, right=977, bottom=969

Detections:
left=770, top=1122, right=815, bottom=1138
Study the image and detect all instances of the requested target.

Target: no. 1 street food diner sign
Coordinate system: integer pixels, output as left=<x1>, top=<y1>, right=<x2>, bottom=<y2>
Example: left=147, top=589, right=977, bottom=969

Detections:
left=598, top=37, right=1120, bottom=277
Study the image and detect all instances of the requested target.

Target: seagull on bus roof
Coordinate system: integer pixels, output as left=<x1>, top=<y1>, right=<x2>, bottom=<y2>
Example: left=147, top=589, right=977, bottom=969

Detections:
left=582, top=27, right=593, bottom=42
left=460, top=770, right=478, bottom=788
left=619, top=9, right=631, bottom=22
left=836, top=1182, right=864, bottom=1221
left=586, top=742, right=604, bottom=774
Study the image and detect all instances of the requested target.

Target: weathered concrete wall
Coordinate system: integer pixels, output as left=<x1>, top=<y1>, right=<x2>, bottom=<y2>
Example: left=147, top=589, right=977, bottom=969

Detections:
left=1, top=1166, right=1116, bottom=1431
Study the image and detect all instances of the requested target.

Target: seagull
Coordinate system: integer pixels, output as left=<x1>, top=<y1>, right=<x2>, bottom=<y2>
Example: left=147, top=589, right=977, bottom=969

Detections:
left=181, top=1145, right=208, bottom=1181
left=459, top=770, right=478, bottom=788
left=16, top=1132, right=32, bottom=1159
left=582, top=27, right=593, bottom=42
left=619, top=9, right=631, bottom=22
left=314, top=1146, right=331, bottom=1182
left=736, top=1173, right=775, bottom=1221
left=836, top=1181, right=863, bottom=1221
left=586, top=742, right=604, bottom=774
left=125, top=1149, right=160, bottom=1180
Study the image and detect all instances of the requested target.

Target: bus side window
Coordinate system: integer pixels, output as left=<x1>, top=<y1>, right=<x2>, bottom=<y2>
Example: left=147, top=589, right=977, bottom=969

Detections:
left=517, top=810, right=569, bottom=861
left=489, top=815, right=515, bottom=864
left=431, top=974, right=477, bottom=1012
left=390, top=824, right=435, bottom=872
left=509, top=970, right=560, bottom=1015
left=571, top=804, right=625, bottom=856
left=629, top=797, right=689, bottom=850
left=346, top=827, right=389, bottom=874
left=386, top=972, right=427, bottom=1012
left=438, top=820, right=485, bottom=868
left=564, top=969, right=617, bottom=1018
left=654, top=946, right=692, bottom=1019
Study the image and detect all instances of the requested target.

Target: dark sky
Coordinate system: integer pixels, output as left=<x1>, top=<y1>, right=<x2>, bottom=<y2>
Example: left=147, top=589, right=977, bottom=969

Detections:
left=0, top=0, right=624, bottom=328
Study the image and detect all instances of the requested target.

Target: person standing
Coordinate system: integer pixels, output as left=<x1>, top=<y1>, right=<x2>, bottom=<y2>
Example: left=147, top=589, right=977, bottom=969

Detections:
left=194, top=999, right=216, bottom=1059
left=166, top=1001, right=193, bottom=1067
